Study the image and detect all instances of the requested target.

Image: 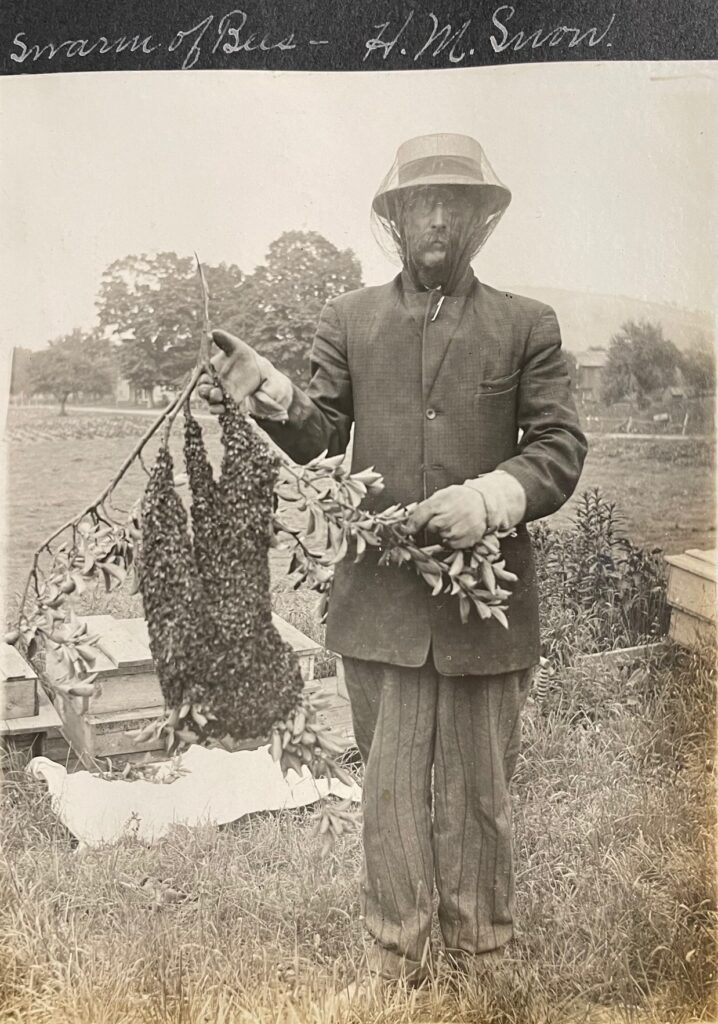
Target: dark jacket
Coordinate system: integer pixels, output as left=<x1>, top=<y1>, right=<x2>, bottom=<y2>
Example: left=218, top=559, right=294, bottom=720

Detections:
left=260, top=269, right=587, bottom=676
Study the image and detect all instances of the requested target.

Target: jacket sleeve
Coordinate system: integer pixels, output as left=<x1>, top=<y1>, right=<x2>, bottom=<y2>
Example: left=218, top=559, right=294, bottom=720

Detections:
left=255, top=300, right=354, bottom=464
left=496, top=305, right=588, bottom=522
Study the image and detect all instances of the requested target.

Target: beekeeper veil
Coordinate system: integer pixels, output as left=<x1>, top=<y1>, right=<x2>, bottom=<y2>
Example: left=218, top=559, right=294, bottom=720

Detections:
left=371, top=133, right=511, bottom=294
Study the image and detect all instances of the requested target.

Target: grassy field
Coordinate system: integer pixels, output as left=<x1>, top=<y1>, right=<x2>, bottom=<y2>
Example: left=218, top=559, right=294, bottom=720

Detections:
left=1, top=408, right=716, bottom=1022
left=555, top=437, right=715, bottom=555
left=1, top=645, right=714, bottom=1022
left=3, top=408, right=715, bottom=618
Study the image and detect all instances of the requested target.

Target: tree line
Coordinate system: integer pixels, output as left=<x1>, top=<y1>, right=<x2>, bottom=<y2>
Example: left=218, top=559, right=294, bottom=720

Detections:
left=10, top=237, right=714, bottom=415
left=599, top=320, right=714, bottom=407
left=10, top=231, right=363, bottom=412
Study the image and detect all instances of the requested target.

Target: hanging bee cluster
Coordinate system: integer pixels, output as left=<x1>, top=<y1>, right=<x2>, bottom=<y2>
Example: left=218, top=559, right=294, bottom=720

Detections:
left=139, top=388, right=305, bottom=745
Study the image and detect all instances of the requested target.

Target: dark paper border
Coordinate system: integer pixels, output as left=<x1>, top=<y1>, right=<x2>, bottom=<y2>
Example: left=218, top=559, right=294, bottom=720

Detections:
left=0, top=0, right=716, bottom=76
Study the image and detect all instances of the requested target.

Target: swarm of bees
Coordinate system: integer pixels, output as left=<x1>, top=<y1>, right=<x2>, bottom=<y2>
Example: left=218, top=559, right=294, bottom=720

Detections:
left=139, top=391, right=304, bottom=744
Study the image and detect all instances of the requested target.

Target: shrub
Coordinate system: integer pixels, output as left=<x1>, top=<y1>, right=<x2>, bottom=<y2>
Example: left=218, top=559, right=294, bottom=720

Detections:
left=532, top=489, right=669, bottom=664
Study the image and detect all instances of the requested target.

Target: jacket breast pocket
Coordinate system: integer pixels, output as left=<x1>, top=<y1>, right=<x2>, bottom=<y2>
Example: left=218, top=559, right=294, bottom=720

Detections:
left=473, top=369, right=521, bottom=465
left=475, top=368, right=521, bottom=397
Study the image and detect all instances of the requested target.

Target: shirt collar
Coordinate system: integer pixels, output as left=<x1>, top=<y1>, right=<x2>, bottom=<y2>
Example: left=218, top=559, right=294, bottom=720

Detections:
left=399, top=264, right=477, bottom=298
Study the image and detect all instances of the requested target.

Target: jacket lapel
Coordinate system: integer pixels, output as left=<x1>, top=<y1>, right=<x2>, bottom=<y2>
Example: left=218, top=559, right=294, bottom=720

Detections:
left=423, top=292, right=473, bottom=400
left=399, top=269, right=477, bottom=401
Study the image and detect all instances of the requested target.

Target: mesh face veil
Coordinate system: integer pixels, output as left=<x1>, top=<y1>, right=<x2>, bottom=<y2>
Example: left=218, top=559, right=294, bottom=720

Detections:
left=371, top=134, right=512, bottom=294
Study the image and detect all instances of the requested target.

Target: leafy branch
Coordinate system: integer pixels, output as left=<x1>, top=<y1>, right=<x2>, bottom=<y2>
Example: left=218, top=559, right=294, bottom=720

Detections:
left=273, top=452, right=516, bottom=625
left=15, top=364, right=204, bottom=617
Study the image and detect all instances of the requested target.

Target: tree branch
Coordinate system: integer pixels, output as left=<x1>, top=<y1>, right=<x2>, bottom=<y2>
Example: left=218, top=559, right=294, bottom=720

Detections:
left=17, top=259, right=219, bottom=621
left=18, top=362, right=204, bottom=620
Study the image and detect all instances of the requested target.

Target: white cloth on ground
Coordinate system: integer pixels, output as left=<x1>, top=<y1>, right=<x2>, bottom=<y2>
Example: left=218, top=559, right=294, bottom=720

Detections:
left=27, top=744, right=361, bottom=847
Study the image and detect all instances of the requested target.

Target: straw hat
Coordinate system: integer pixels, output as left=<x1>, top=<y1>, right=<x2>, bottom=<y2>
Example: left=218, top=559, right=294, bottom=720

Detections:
left=372, top=133, right=511, bottom=219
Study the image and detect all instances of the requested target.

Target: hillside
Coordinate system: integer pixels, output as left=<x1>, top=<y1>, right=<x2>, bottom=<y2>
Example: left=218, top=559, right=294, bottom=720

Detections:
left=505, top=286, right=713, bottom=355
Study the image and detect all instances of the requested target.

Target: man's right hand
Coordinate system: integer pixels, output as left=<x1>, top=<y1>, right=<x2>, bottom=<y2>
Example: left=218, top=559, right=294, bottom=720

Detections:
left=196, top=329, right=293, bottom=420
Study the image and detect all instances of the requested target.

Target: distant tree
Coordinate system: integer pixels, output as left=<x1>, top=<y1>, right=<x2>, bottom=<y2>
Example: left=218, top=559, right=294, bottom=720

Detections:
left=680, top=334, right=716, bottom=394
left=96, top=253, right=244, bottom=396
left=95, top=237, right=362, bottom=395
left=601, top=320, right=682, bottom=408
left=9, top=347, right=35, bottom=397
left=29, top=330, right=116, bottom=415
left=222, top=231, right=363, bottom=383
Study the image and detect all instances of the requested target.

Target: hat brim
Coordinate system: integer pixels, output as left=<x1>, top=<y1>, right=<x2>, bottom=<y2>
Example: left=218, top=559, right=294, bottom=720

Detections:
left=372, top=181, right=511, bottom=220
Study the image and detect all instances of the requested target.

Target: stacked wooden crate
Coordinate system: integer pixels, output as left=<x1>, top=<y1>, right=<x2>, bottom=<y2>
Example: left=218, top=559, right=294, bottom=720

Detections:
left=1, top=642, right=47, bottom=758
left=665, top=549, right=716, bottom=649
left=38, top=614, right=325, bottom=768
left=2, top=614, right=351, bottom=769
left=1, top=642, right=38, bottom=720
left=44, top=615, right=166, bottom=767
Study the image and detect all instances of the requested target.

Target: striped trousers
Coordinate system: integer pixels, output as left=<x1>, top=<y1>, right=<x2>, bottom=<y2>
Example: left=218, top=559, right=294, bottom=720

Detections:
left=342, top=655, right=531, bottom=979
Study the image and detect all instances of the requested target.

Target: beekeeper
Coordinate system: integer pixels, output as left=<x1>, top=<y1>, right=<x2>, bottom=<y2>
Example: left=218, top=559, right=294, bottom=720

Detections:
left=198, top=133, right=587, bottom=997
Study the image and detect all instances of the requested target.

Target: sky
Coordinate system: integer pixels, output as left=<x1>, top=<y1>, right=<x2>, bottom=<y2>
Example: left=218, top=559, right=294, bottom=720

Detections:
left=0, top=61, right=716, bottom=356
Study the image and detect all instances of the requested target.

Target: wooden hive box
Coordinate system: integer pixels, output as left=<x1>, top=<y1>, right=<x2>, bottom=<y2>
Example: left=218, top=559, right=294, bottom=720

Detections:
left=50, top=614, right=322, bottom=716
left=271, top=613, right=322, bottom=682
left=45, top=615, right=165, bottom=767
left=54, top=615, right=163, bottom=716
left=46, top=614, right=325, bottom=768
left=665, top=549, right=717, bottom=649
left=1, top=641, right=38, bottom=720
left=44, top=700, right=168, bottom=769
left=1, top=687, right=62, bottom=762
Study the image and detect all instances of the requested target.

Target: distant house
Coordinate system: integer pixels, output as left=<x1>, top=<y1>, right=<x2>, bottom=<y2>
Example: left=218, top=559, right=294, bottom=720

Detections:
left=576, top=347, right=608, bottom=402
left=115, top=375, right=166, bottom=407
left=664, top=385, right=687, bottom=404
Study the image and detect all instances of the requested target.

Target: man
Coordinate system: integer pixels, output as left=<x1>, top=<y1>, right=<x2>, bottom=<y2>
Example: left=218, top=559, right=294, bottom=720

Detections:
left=198, top=133, right=587, bottom=994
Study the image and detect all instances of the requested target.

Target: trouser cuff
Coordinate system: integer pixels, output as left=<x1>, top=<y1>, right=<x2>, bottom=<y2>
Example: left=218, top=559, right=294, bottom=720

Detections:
left=365, top=943, right=427, bottom=983
left=443, top=931, right=513, bottom=972
left=441, top=923, right=513, bottom=956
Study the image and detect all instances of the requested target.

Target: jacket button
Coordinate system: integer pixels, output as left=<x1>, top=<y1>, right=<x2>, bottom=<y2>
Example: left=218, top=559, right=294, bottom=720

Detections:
left=425, top=408, right=437, bottom=420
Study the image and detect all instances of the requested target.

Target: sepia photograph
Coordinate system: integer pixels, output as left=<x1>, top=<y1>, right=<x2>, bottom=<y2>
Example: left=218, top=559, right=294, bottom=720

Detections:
left=1, top=60, right=716, bottom=1022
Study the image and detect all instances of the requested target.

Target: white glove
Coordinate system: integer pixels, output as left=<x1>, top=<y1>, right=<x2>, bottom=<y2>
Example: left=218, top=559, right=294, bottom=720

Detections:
left=462, top=470, right=527, bottom=531
left=196, top=329, right=293, bottom=422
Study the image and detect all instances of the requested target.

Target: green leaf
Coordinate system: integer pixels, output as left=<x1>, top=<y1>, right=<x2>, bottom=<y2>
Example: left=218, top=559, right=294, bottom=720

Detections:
left=420, top=570, right=443, bottom=597
left=75, top=644, right=97, bottom=666
left=305, top=507, right=316, bottom=538
left=100, top=560, right=126, bottom=588
left=482, top=533, right=500, bottom=555
left=473, top=598, right=492, bottom=620
left=358, top=528, right=381, bottom=547
left=329, top=533, right=348, bottom=564
left=480, top=560, right=496, bottom=594
left=273, top=516, right=300, bottom=536
left=448, top=551, right=464, bottom=578
left=494, top=564, right=518, bottom=583
left=491, top=607, right=509, bottom=629
left=342, top=479, right=367, bottom=507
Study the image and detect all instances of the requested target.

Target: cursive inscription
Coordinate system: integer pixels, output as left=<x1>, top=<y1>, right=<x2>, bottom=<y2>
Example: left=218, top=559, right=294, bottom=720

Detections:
left=10, top=32, right=160, bottom=63
left=10, top=10, right=302, bottom=70
left=167, top=11, right=296, bottom=69
left=363, top=6, right=616, bottom=63
left=7, top=6, right=618, bottom=70
left=490, top=5, right=616, bottom=52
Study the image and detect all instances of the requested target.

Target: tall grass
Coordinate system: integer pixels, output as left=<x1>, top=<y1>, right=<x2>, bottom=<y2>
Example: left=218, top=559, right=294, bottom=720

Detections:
left=1, top=644, right=715, bottom=1023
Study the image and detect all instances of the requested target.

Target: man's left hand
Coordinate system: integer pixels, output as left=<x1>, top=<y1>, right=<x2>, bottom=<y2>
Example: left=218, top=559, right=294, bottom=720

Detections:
left=405, top=485, right=488, bottom=549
